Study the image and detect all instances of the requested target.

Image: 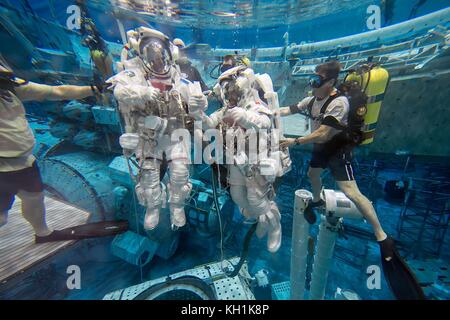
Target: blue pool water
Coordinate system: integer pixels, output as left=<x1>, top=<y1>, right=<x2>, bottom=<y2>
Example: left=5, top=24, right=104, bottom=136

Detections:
left=0, top=0, right=449, bottom=301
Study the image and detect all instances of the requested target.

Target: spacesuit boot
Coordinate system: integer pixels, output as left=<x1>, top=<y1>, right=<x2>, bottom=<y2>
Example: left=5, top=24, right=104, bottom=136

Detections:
left=266, top=202, right=282, bottom=253
left=170, top=206, right=186, bottom=228
left=135, top=167, right=164, bottom=231
left=167, top=182, right=192, bottom=229
left=144, top=207, right=160, bottom=230
left=256, top=214, right=269, bottom=239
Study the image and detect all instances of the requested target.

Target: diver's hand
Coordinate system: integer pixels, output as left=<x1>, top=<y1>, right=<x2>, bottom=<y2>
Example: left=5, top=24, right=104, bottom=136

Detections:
left=279, top=138, right=297, bottom=148
left=188, top=94, right=208, bottom=115
left=92, top=73, right=107, bottom=93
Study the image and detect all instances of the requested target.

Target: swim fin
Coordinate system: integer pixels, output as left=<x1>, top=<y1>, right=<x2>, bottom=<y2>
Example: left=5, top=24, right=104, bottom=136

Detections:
left=35, top=220, right=129, bottom=244
left=378, top=236, right=426, bottom=300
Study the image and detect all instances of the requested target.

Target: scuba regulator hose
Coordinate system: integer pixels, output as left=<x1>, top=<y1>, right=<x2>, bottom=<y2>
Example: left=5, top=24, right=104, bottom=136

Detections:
left=226, top=222, right=257, bottom=278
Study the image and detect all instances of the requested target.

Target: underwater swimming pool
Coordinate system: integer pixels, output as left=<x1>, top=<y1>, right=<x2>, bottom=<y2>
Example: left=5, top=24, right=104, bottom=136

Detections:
left=0, top=0, right=449, bottom=303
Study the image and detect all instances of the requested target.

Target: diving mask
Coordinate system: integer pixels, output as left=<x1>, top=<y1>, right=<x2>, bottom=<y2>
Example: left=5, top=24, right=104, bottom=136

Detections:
left=309, top=74, right=335, bottom=88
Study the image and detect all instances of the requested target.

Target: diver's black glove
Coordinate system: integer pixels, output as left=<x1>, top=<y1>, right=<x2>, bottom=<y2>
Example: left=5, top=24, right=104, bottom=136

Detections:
left=91, top=74, right=110, bottom=95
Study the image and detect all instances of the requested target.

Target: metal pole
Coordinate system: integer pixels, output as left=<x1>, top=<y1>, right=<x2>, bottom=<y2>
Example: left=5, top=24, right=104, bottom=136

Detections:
left=309, top=216, right=341, bottom=300
left=290, top=190, right=312, bottom=300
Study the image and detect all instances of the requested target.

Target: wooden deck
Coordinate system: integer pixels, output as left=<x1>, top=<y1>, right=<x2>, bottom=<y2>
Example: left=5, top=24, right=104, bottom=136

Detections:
left=0, top=196, right=89, bottom=283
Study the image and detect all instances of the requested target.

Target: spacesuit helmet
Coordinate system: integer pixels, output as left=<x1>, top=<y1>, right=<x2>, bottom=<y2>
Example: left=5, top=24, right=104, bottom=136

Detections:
left=131, top=27, right=177, bottom=77
left=219, top=78, right=243, bottom=108
left=140, top=37, right=172, bottom=75
left=218, top=65, right=254, bottom=108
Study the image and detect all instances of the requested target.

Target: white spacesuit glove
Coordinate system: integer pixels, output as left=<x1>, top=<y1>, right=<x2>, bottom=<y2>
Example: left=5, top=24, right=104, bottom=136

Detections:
left=227, top=107, right=249, bottom=127
left=113, top=83, right=160, bottom=110
left=106, top=71, right=159, bottom=104
left=119, top=133, right=139, bottom=158
left=188, top=94, right=208, bottom=119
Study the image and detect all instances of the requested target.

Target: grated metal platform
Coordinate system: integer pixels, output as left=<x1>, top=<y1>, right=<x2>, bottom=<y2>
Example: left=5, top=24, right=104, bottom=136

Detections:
left=271, top=281, right=291, bottom=300
left=0, top=196, right=89, bottom=283
left=407, top=259, right=450, bottom=298
left=104, top=258, right=256, bottom=300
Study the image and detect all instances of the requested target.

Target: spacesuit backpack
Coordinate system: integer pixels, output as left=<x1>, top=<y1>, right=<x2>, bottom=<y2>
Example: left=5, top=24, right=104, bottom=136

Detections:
left=253, top=73, right=292, bottom=180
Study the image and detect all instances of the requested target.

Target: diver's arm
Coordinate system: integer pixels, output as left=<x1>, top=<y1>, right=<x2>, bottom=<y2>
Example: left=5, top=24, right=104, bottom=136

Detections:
left=279, top=97, right=311, bottom=117
left=296, top=99, right=348, bottom=144
left=15, top=82, right=94, bottom=102
left=296, top=124, right=336, bottom=145
left=279, top=107, right=292, bottom=116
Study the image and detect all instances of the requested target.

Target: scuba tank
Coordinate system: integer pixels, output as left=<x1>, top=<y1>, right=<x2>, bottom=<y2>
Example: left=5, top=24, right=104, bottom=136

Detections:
left=344, top=64, right=389, bottom=145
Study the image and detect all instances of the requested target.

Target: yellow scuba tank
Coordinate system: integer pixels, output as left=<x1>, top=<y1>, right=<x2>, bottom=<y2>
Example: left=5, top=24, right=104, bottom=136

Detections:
left=345, top=65, right=389, bottom=145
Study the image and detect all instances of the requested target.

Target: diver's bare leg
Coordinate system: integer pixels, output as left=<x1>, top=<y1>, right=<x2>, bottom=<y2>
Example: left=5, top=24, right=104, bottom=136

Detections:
left=308, top=167, right=324, bottom=202
left=16, top=190, right=52, bottom=236
left=336, top=180, right=387, bottom=241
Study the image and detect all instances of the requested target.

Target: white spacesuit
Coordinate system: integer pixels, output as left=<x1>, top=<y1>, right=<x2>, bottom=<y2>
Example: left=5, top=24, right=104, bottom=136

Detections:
left=189, top=66, right=291, bottom=253
left=107, top=27, right=192, bottom=230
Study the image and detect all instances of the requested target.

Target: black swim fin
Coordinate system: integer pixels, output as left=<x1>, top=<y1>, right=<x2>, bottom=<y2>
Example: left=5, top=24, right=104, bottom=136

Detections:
left=379, top=237, right=426, bottom=300
left=35, top=220, right=129, bottom=243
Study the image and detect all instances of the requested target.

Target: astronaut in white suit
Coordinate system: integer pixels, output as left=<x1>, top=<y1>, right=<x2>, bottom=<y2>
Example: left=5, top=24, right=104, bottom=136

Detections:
left=188, top=65, right=288, bottom=253
left=107, top=27, right=192, bottom=230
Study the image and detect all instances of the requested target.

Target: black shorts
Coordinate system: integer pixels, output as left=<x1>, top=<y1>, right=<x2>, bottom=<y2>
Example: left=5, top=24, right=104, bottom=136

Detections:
left=0, top=160, right=44, bottom=212
left=310, top=144, right=355, bottom=181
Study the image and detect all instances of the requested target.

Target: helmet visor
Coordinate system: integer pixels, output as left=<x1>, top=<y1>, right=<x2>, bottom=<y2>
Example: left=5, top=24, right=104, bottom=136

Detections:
left=140, top=37, right=172, bottom=75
